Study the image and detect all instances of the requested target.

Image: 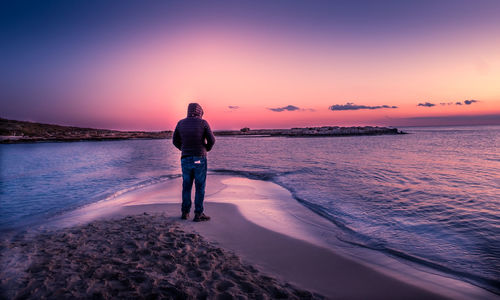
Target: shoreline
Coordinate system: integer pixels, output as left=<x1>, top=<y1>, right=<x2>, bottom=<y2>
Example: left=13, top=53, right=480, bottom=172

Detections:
left=1, top=118, right=405, bottom=144
left=2, top=175, right=496, bottom=299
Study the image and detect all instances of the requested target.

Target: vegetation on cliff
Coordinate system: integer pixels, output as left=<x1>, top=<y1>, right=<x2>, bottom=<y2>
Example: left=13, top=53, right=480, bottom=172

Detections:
left=0, top=118, right=172, bottom=143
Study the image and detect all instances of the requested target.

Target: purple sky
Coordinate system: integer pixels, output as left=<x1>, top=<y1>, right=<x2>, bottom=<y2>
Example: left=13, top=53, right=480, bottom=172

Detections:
left=1, top=0, right=499, bottom=129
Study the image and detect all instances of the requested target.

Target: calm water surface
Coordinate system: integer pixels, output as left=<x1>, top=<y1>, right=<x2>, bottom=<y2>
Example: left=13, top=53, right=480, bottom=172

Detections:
left=1, top=126, right=499, bottom=293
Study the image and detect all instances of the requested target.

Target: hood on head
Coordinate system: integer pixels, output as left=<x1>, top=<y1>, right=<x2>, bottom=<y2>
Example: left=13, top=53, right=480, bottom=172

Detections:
left=187, top=103, right=204, bottom=118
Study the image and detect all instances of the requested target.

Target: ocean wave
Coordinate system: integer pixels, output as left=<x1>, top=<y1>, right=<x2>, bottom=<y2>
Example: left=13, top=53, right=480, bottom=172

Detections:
left=210, top=168, right=306, bottom=180
left=208, top=168, right=500, bottom=295
left=1, top=174, right=182, bottom=234
left=93, top=174, right=181, bottom=205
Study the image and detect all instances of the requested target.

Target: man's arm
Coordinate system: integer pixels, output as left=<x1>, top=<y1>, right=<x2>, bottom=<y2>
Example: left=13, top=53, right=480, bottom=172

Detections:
left=172, top=124, right=182, bottom=150
left=204, top=121, right=216, bottom=151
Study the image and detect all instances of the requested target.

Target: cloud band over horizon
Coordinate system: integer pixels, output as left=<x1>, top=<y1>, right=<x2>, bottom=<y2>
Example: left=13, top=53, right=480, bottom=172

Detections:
left=421, top=100, right=479, bottom=107
left=329, top=103, right=398, bottom=111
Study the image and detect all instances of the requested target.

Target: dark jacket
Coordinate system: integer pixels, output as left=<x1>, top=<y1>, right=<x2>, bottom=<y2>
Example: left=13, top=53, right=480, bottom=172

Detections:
left=173, top=103, right=215, bottom=157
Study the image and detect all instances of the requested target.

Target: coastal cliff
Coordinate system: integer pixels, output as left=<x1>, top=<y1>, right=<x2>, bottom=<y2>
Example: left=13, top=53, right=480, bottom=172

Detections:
left=0, top=118, right=405, bottom=143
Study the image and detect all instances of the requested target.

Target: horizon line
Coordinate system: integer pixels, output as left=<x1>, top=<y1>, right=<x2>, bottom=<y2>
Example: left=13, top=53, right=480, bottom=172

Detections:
left=2, top=115, right=500, bottom=133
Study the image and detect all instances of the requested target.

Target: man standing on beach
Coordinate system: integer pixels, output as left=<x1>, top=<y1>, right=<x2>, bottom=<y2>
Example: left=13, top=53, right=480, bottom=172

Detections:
left=173, top=103, right=215, bottom=222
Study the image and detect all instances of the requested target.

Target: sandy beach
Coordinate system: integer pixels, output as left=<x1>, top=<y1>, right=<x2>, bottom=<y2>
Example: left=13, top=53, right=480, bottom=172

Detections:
left=3, top=0, right=500, bottom=298
left=1, top=213, right=321, bottom=299
left=1, top=175, right=495, bottom=299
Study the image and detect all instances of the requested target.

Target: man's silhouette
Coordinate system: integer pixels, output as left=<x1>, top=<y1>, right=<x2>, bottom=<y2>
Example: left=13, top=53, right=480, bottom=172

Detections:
left=173, top=103, right=215, bottom=221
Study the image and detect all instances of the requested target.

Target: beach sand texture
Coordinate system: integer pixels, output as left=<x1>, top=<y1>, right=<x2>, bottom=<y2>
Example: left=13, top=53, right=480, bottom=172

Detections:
left=0, top=214, right=321, bottom=299
left=2, top=175, right=491, bottom=299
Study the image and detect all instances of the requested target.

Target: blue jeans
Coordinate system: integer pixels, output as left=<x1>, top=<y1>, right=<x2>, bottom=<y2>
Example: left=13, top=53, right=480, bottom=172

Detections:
left=181, top=156, right=207, bottom=214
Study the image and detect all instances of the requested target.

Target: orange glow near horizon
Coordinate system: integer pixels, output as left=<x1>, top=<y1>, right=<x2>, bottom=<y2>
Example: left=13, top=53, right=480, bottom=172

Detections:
left=4, top=12, right=500, bottom=130
left=62, top=26, right=500, bottom=130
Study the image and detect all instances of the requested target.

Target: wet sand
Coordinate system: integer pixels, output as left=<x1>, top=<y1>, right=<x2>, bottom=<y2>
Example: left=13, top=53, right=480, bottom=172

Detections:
left=1, top=175, right=493, bottom=299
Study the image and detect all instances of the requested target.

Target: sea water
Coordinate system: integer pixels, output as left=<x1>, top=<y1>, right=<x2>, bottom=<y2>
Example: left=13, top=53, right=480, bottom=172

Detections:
left=1, top=125, right=499, bottom=294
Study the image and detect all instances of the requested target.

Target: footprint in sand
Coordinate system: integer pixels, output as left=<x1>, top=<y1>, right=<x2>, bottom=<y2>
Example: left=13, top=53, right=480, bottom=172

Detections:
left=216, top=279, right=235, bottom=292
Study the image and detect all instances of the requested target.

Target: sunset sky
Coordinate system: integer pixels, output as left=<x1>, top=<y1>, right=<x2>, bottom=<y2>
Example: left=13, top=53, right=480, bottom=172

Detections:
left=1, top=0, right=499, bottom=130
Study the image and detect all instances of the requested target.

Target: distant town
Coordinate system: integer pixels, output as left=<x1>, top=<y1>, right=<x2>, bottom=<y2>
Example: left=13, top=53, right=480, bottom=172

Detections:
left=0, top=118, right=405, bottom=143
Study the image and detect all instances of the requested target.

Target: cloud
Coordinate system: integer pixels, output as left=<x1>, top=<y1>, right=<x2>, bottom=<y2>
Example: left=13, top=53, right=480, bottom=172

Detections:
left=268, top=105, right=300, bottom=112
left=455, top=100, right=478, bottom=105
left=431, top=100, right=479, bottom=106
left=228, top=105, right=240, bottom=109
left=417, top=102, right=436, bottom=107
left=328, top=103, right=398, bottom=111
left=464, top=99, right=478, bottom=105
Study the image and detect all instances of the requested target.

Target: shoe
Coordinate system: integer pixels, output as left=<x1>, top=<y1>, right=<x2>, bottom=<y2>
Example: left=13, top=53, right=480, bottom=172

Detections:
left=181, top=212, right=189, bottom=220
left=193, top=213, right=211, bottom=222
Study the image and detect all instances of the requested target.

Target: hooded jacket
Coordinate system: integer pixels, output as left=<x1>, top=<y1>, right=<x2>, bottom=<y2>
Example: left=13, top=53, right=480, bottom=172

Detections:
left=173, top=103, right=216, bottom=157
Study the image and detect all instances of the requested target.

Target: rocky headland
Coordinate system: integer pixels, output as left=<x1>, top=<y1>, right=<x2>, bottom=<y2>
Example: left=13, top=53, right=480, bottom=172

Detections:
left=216, top=126, right=406, bottom=137
left=0, top=118, right=405, bottom=143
